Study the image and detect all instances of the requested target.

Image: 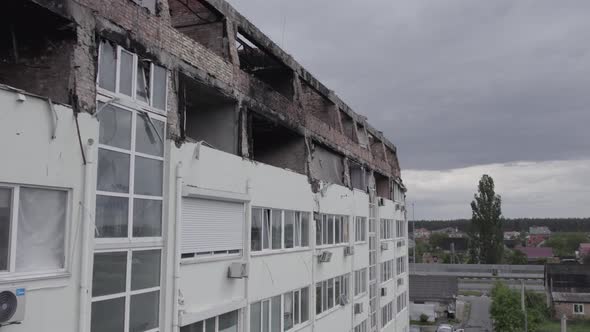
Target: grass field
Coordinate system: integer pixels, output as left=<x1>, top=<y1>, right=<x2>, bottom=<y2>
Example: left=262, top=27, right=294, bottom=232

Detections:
left=538, top=320, right=590, bottom=332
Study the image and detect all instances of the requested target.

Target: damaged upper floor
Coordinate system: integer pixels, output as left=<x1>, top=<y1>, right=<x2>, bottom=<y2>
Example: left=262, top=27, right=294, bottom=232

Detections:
left=0, top=0, right=406, bottom=200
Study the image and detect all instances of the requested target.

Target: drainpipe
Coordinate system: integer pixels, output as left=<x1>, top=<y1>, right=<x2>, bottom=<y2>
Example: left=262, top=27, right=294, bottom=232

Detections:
left=78, top=139, right=95, bottom=332
left=173, top=162, right=184, bottom=332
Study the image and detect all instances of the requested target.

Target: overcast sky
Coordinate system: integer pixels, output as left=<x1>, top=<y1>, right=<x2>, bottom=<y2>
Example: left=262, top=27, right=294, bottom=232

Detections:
left=227, top=0, right=590, bottom=219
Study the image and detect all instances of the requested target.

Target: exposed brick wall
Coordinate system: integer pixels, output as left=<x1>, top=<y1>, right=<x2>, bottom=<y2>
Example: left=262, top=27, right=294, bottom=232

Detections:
left=554, top=302, right=590, bottom=320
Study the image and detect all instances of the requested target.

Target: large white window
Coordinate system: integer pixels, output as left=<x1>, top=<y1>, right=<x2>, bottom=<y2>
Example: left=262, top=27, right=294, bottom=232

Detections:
left=381, top=301, right=394, bottom=328
left=316, top=214, right=349, bottom=246
left=354, top=268, right=367, bottom=296
left=355, top=216, right=367, bottom=243
left=396, top=220, right=406, bottom=238
left=396, top=256, right=407, bottom=275
left=181, top=198, right=245, bottom=258
left=574, top=304, right=584, bottom=315
left=397, top=291, right=408, bottom=313
left=180, top=309, right=240, bottom=332
left=251, top=208, right=310, bottom=252
left=250, top=287, right=309, bottom=332
left=315, top=274, right=350, bottom=315
left=93, top=40, right=167, bottom=332
left=0, top=186, right=67, bottom=274
left=381, top=260, right=394, bottom=283
left=380, top=219, right=394, bottom=240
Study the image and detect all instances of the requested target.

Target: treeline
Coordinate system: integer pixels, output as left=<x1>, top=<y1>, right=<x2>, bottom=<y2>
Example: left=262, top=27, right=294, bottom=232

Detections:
left=414, top=218, right=590, bottom=233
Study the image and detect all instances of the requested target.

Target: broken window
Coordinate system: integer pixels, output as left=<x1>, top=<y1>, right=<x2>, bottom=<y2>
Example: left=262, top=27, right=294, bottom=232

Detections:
left=374, top=172, right=391, bottom=199
left=180, top=74, right=238, bottom=154
left=237, top=31, right=295, bottom=99
left=340, top=110, right=357, bottom=142
left=349, top=161, right=366, bottom=191
left=369, top=134, right=386, bottom=161
left=357, top=124, right=369, bottom=148
left=310, top=144, right=344, bottom=185
left=98, top=40, right=168, bottom=111
left=169, top=0, right=227, bottom=58
left=249, top=112, right=307, bottom=173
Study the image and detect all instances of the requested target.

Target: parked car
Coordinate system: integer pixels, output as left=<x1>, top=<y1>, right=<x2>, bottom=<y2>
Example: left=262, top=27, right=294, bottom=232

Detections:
left=436, top=324, right=464, bottom=332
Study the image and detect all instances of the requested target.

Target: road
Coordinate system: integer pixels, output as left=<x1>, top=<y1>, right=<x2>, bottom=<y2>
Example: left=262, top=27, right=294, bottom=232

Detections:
left=459, top=295, right=492, bottom=332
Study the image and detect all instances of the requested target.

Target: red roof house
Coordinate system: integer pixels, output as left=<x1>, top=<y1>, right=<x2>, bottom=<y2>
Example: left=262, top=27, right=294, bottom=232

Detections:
left=516, top=247, right=554, bottom=263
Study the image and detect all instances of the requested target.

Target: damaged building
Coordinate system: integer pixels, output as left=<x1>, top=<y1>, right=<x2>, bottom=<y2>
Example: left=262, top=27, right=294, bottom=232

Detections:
left=0, top=0, right=409, bottom=332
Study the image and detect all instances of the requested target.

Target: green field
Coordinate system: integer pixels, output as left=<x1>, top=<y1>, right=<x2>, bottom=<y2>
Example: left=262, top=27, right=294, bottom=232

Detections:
left=538, top=320, right=590, bottom=332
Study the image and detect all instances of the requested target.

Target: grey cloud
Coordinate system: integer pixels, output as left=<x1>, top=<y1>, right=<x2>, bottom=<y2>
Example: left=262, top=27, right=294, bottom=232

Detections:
left=227, top=0, right=590, bottom=170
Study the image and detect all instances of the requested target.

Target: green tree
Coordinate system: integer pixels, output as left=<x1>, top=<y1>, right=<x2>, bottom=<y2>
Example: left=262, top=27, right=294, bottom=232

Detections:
left=543, top=233, right=588, bottom=257
left=469, top=175, right=504, bottom=264
left=490, top=282, right=524, bottom=332
left=504, top=249, right=528, bottom=265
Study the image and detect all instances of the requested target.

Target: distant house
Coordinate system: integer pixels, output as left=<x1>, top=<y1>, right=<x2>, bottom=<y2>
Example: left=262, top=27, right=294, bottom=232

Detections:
left=578, top=243, right=590, bottom=259
left=546, top=264, right=590, bottom=320
left=516, top=246, right=554, bottom=263
left=414, top=228, right=431, bottom=239
left=432, top=227, right=466, bottom=238
left=504, top=231, right=521, bottom=240
left=528, top=226, right=551, bottom=247
left=409, top=275, right=458, bottom=322
left=504, top=231, right=522, bottom=248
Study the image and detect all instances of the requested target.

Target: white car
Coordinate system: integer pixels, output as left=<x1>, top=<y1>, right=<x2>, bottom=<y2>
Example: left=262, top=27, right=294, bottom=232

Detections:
left=436, top=324, right=464, bottom=332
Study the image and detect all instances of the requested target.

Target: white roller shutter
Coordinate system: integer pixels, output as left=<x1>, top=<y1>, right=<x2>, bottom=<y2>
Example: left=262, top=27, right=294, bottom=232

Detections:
left=181, top=197, right=244, bottom=254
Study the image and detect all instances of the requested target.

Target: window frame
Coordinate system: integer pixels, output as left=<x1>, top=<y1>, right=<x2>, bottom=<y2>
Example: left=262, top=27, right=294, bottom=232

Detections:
left=250, top=287, right=310, bottom=332
left=251, top=207, right=311, bottom=254
left=181, top=309, right=241, bottom=332
left=97, top=42, right=168, bottom=116
left=0, top=183, right=71, bottom=278
left=316, top=214, right=350, bottom=248
left=355, top=216, right=367, bottom=243
left=573, top=303, right=584, bottom=315
left=316, top=274, right=350, bottom=316
left=354, top=268, right=368, bottom=297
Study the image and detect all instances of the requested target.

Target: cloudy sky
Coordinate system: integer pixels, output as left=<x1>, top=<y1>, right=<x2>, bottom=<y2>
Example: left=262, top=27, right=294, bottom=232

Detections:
left=227, top=0, right=590, bottom=219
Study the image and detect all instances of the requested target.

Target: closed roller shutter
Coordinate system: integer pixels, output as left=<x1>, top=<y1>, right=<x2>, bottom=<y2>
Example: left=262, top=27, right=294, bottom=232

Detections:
left=181, top=197, right=244, bottom=254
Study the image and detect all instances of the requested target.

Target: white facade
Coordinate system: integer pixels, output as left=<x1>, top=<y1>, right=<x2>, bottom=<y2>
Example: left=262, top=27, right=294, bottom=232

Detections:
left=0, top=83, right=409, bottom=332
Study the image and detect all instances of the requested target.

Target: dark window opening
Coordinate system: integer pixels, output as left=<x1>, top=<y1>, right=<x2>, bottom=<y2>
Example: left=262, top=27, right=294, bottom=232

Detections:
left=169, top=0, right=227, bottom=59
left=375, top=172, right=391, bottom=199
left=340, top=110, right=357, bottom=142
left=356, top=123, right=369, bottom=148
left=349, top=161, right=367, bottom=191
left=0, top=0, right=75, bottom=104
left=180, top=74, right=238, bottom=155
left=236, top=31, right=294, bottom=99
left=310, top=143, right=344, bottom=185
left=301, top=82, right=339, bottom=129
left=249, top=113, right=306, bottom=174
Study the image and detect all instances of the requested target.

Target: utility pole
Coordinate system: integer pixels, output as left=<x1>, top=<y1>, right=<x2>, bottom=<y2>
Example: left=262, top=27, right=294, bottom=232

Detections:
left=412, top=202, right=416, bottom=263
left=521, top=280, right=528, bottom=332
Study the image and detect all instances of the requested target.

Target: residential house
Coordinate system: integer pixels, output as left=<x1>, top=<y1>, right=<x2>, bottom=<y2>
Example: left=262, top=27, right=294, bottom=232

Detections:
left=413, top=228, right=431, bottom=240
left=528, top=226, right=551, bottom=247
left=578, top=243, right=590, bottom=260
left=516, top=247, right=555, bottom=264
left=546, top=265, right=590, bottom=320
left=409, top=275, right=458, bottom=322
left=0, top=0, right=410, bottom=331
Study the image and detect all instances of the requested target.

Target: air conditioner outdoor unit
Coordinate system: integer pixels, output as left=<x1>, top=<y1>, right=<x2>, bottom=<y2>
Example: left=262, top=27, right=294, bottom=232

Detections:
left=227, top=262, right=249, bottom=279
left=381, top=287, right=388, bottom=296
left=344, top=246, right=355, bottom=256
left=354, top=303, right=364, bottom=314
left=337, top=294, right=349, bottom=306
left=318, top=251, right=333, bottom=263
left=0, top=287, right=26, bottom=325
left=381, top=242, right=389, bottom=251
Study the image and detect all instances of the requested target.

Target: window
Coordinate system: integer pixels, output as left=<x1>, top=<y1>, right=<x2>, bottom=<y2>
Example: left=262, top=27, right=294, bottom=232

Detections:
left=381, top=301, right=394, bottom=328
left=251, top=208, right=310, bottom=252
left=181, top=309, right=239, bottom=332
left=181, top=198, right=244, bottom=258
left=574, top=304, right=584, bottom=315
left=393, top=182, right=404, bottom=202
left=354, top=320, right=367, bottom=332
left=397, top=292, right=408, bottom=313
left=381, top=260, right=394, bottom=283
left=93, top=41, right=167, bottom=332
left=316, top=214, right=349, bottom=246
left=0, top=186, right=67, bottom=274
left=354, top=268, right=367, bottom=296
left=396, top=256, right=407, bottom=275
left=250, top=287, right=309, bottom=332
left=355, top=217, right=367, bottom=242
left=98, top=40, right=167, bottom=111
left=380, top=219, right=394, bottom=240
left=397, top=277, right=404, bottom=287
left=316, top=274, right=350, bottom=315
left=396, top=220, right=406, bottom=238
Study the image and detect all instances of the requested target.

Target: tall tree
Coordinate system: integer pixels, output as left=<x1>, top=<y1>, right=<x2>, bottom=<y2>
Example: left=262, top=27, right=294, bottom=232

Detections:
left=469, top=174, right=504, bottom=264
